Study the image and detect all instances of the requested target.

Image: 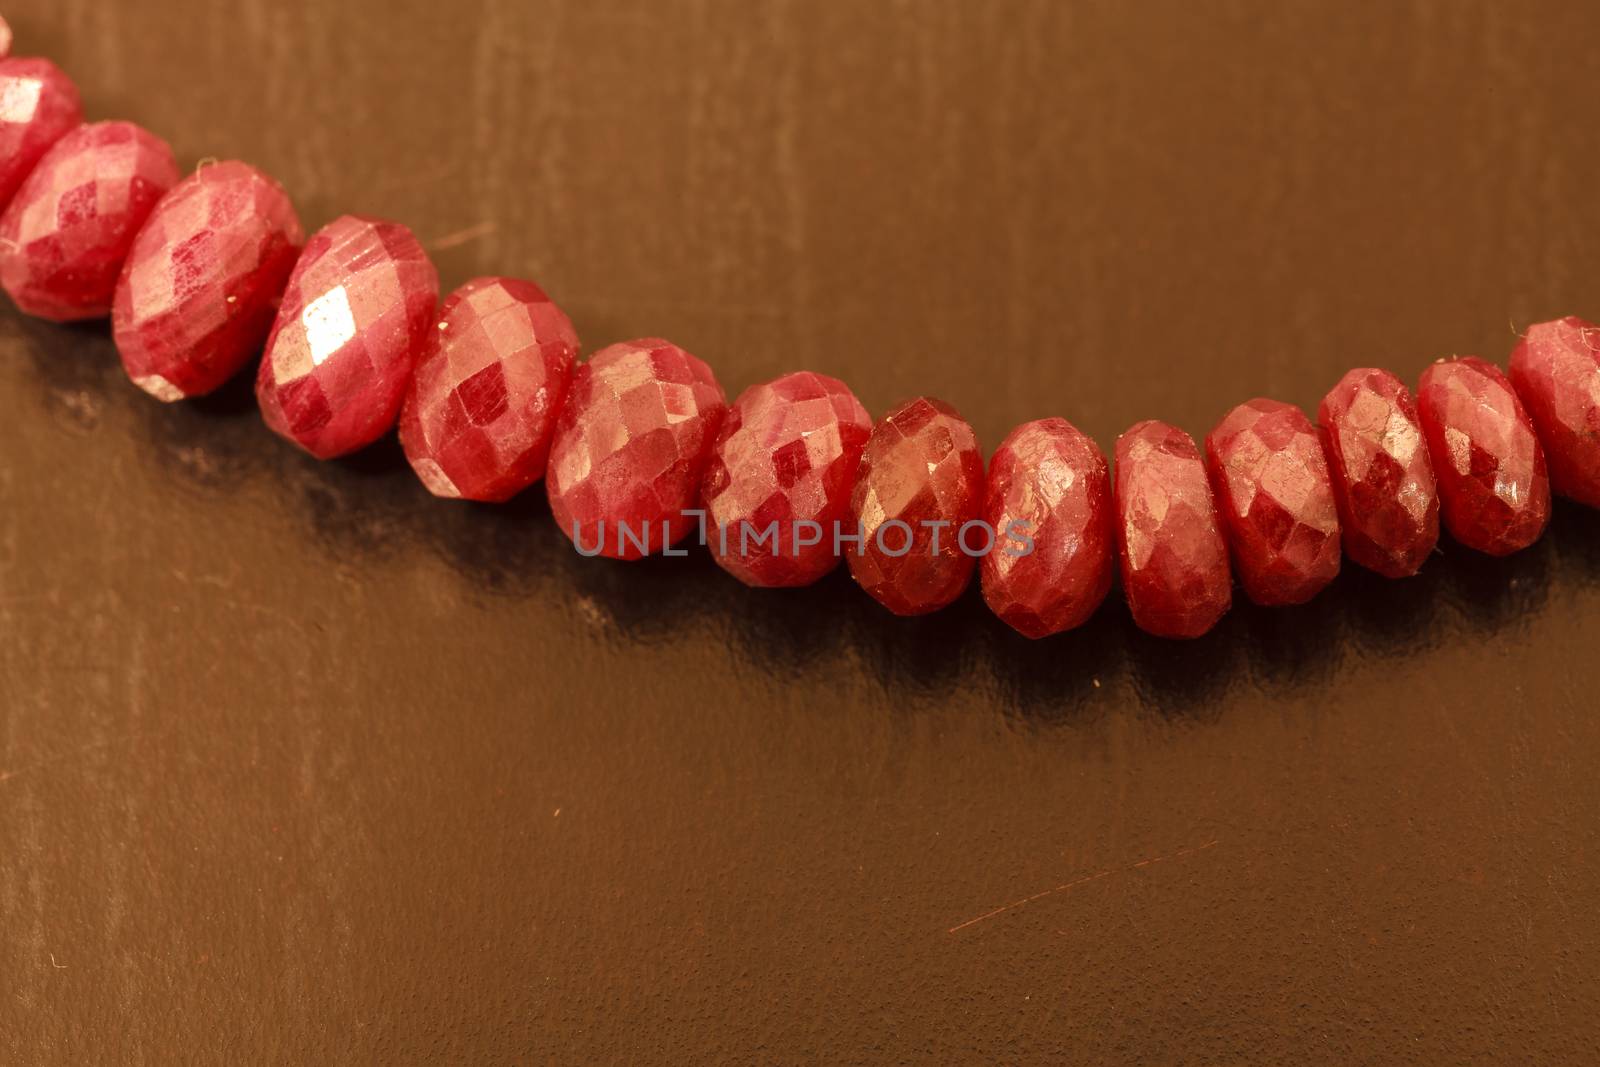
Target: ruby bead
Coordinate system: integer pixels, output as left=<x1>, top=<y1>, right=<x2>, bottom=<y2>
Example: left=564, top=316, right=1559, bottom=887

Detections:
left=1316, top=368, right=1439, bottom=578
left=1114, top=421, right=1231, bottom=639
left=545, top=339, right=727, bottom=560
left=701, top=371, right=872, bottom=587
left=256, top=215, right=438, bottom=459
left=1204, top=398, right=1340, bottom=606
left=0, top=58, right=82, bottom=211
left=1508, top=317, right=1600, bottom=508
left=399, top=277, right=578, bottom=503
left=1416, top=356, right=1550, bottom=556
left=980, top=417, right=1113, bottom=638
left=113, top=161, right=303, bottom=400
left=0, top=121, right=179, bottom=321
left=847, top=397, right=985, bottom=616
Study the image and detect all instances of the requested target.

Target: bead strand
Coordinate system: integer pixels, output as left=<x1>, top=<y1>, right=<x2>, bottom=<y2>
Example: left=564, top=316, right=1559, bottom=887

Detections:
left=1, top=41, right=1597, bottom=645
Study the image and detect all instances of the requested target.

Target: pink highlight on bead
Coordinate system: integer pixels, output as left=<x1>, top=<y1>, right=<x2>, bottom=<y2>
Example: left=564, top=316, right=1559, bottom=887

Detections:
left=0, top=17, right=12, bottom=60
left=546, top=339, right=728, bottom=560
left=847, top=397, right=985, bottom=616
left=0, top=121, right=179, bottom=321
left=701, top=371, right=872, bottom=587
left=1508, top=317, right=1600, bottom=509
left=256, top=215, right=438, bottom=459
left=1416, top=356, right=1550, bottom=556
left=981, top=417, right=1114, bottom=638
left=0, top=58, right=82, bottom=211
left=1114, top=420, right=1232, bottom=639
left=399, top=276, right=579, bottom=503
left=113, top=161, right=304, bottom=401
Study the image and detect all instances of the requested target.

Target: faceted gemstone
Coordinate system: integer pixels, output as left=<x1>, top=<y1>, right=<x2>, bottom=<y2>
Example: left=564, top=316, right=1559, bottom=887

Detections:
left=113, top=161, right=303, bottom=400
left=701, top=372, right=872, bottom=588
left=399, top=277, right=578, bottom=503
left=0, top=121, right=180, bottom=321
left=1317, top=368, right=1440, bottom=578
left=980, top=417, right=1114, bottom=637
left=1416, top=356, right=1550, bottom=556
left=1113, top=420, right=1231, bottom=638
left=0, top=58, right=82, bottom=211
left=546, top=339, right=727, bottom=560
left=1204, top=398, right=1341, bottom=606
left=1508, top=317, right=1600, bottom=508
left=847, top=397, right=985, bottom=616
left=256, top=215, right=439, bottom=459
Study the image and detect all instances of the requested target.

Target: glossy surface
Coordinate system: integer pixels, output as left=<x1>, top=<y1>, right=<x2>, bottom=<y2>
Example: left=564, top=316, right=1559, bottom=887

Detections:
left=980, top=417, right=1114, bottom=637
left=1114, top=420, right=1232, bottom=637
left=1205, top=398, right=1340, bottom=605
left=8, top=2, right=1600, bottom=1062
left=1509, top=317, right=1600, bottom=508
left=399, top=276, right=578, bottom=502
left=257, top=215, right=438, bottom=458
left=847, top=396, right=985, bottom=615
left=112, top=160, right=303, bottom=400
left=1317, top=368, right=1440, bottom=578
left=1417, top=356, right=1551, bottom=556
left=545, top=339, right=726, bottom=560
left=0, top=121, right=179, bottom=321
left=701, top=371, right=872, bottom=587
left=0, top=57, right=81, bottom=210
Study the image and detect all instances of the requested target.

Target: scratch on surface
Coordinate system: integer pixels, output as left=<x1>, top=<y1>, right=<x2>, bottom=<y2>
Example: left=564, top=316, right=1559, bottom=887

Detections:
left=428, top=221, right=498, bottom=252
left=947, top=839, right=1220, bottom=935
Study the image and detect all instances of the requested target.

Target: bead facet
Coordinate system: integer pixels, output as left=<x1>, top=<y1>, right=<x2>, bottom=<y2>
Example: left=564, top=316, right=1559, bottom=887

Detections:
left=399, top=276, right=578, bottom=503
left=0, top=58, right=81, bottom=211
left=1114, top=420, right=1232, bottom=638
left=546, top=339, right=727, bottom=560
left=1508, top=317, right=1600, bottom=509
left=256, top=215, right=439, bottom=459
left=1205, top=398, right=1340, bottom=606
left=1416, top=356, right=1550, bottom=556
left=1316, top=368, right=1440, bottom=578
left=113, top=161, right=304, bottom=401
left=981, top=417, right=1114, bottom=637
left=701, top=371, right=872, bottom=587
left=847, top=397, right=985, bottom=616
left=0, top=121, right=179, bottom=321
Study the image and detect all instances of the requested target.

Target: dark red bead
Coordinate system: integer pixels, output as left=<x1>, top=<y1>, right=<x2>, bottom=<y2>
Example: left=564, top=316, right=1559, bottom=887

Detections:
left=1416, top=356, right=1550, bottom=556
left=1205, top=398, right=1340, bottom=606
left=1508, top=317, right=1600, bottom=509
left=0, top=58, right=81, bottom=211
left=256, top=215, right=439, bottom=459
left=113, top=161, right=304, bottom=400
left=545, top=339, right=727, bottom=560
left=0, top=121, right=179, bottom=321
left=399, top=276, right=579, bottom=503
left=1316, top=368, right=1440, bottom=578
left=1113, top=420, right=1231, bottom=638
left=847, top=397, right=985, bottom=616
left=980, top=417, right=1114, bottom=637
left=701, top=371, right=872, bottom=587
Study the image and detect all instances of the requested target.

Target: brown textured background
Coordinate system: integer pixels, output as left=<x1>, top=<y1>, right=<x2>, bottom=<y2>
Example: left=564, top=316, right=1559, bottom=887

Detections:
left=4, top=0, right=1600, bottom=1062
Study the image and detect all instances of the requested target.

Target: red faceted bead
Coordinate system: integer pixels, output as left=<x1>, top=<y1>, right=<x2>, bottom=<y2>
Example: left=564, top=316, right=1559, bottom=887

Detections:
left=0, top=58, right=81, bottom=210
left=1508, top=317, right=1600, bottom=508
left=256, top=215, right=438, bottom=459
left=701, top=372, right=872, bottom=587
left=1113, top=420, right=1231, bottom=639
left=0, top=121, right=179, bottom=321
left=1316, top=368, right=1440, bottom=578
left=546, top=339, right=727, bottom=560
left=399, top=277, right=578, bottom=503
left=847, top=397, right=985, bottom=616
left=1204, top=398, right=1340, bottom=606
left=113, top=161, right=303, bottom=400
left=1416, top=356, right=1550, bottom=556
left=981, top=417, right=1114, bottom=638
